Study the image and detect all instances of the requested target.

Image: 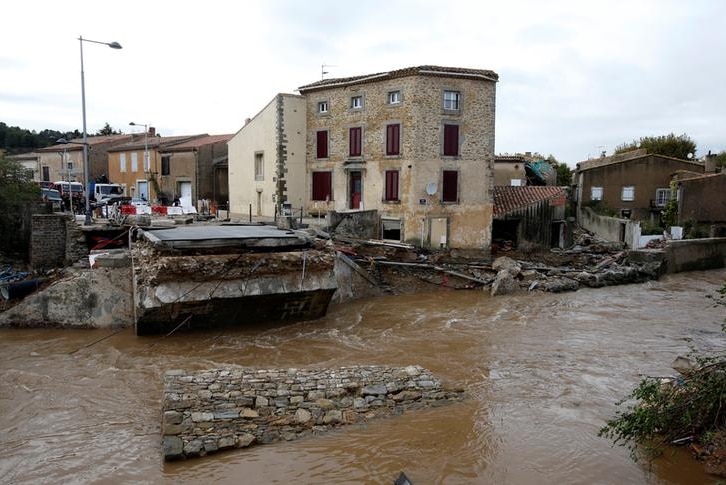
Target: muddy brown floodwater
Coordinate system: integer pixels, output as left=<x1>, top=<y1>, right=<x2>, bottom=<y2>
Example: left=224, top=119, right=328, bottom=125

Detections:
left=1, top=270, right=725, bottom=485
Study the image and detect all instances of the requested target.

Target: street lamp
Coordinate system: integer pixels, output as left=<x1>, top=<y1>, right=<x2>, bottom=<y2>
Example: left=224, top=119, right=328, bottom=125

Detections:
left=79, top=35, right=122, bottom=225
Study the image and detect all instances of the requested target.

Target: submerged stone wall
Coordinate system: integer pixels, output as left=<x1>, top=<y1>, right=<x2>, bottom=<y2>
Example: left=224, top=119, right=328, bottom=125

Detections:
left=162, top=365, right=464, bottom=460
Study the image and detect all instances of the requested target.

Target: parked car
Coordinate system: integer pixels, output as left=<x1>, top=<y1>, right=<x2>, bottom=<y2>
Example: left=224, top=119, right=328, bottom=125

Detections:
left=41, top=188, right=63, bottom=211
left=131, top=197, right=149, bottom=207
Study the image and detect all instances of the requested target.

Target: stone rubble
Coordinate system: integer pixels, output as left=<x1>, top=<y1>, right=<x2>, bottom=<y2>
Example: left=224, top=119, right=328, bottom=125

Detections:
left=162, top=365, right=464, bottom=460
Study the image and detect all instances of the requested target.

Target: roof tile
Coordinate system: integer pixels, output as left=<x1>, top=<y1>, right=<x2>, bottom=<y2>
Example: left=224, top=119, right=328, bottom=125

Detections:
left=494, top=186, right=566, bottom=216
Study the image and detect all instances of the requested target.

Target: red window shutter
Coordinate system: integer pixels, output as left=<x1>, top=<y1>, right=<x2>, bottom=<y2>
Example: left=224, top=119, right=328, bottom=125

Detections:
left=385, top=170, right=399, bottom=201
left=312, top=172, right=332, bottom=201
left=316, top=131, right=328, bottom=159
left=443, top=125, right=459, bottom=156
left=442, top=170, right=458, bottom=202
left=386, top=124, right=400, bottom=156
left=349, top=127, right=362, bottom=157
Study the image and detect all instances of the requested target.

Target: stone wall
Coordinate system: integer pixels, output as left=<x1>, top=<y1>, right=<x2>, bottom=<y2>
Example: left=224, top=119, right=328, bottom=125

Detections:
left=30, top=214, right=88, bottom=269
left=664, top=238, right=726, bottom=273
left=162, top=365, right=464, bottom=460
left=329, top=209, right=379, bottom=239
left=577, top=207, right=640, bottom=248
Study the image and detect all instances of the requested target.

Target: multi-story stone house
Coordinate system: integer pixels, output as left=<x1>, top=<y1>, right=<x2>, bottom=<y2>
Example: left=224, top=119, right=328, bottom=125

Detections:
left=227, top=94, right=306, bottom=219
left=297, top=65, right=498, bottom=250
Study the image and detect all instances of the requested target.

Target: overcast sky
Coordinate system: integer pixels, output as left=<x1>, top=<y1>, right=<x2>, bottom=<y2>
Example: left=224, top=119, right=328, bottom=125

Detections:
left=2, top=0, right=724, bottom=166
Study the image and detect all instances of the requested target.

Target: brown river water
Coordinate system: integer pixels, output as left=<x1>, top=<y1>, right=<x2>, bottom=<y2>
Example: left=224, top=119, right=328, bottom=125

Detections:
left=1, top=269, right=725, bottom=485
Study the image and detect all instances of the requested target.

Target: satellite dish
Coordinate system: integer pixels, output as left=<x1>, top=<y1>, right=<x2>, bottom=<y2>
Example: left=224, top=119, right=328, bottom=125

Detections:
left=687, top=152, right=694, bottom=159
left=425, top=182, right=438, bottom=195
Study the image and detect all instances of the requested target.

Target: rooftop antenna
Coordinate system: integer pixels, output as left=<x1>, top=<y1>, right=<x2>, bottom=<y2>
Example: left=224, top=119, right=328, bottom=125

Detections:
left=321, top=64, right=336, bottom=80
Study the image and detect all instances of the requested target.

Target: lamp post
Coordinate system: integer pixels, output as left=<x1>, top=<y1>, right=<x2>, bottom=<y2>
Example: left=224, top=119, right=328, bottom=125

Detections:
left=79, top=35, right=122, bottom=225
left=129, top=122, right=149, bottom=199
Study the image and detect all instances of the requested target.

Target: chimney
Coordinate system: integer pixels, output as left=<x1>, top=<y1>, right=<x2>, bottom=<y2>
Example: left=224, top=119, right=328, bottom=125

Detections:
left=148, top=126, right=156, bottom=137
left=244, top=118, right=252, bottom=125
left=705, top=153, right=716, bottom=174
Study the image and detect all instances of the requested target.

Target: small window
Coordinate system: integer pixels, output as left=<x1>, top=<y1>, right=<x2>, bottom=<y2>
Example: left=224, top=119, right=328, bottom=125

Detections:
left=442, top=170, right=458, bottom=202
left=386, top=124, right=400, bottom=156
left=120, top=153, right=127, bottom=173
left=382, top=218, right=401, bottom=241
left=384, top=170, right=399, bottom=201
left=591, top=186, right=603, bottom=201
left=443, top=90, right=461, bottom=110
left=318, top=101, right=328, bottom=114
left=443, top=124, right=459, bottom=157
left=622, top=186, right=635, bottom=201
left=42, top=166, right=50, bottom=181
left=655, top=188, right=670, bottom=207
left=316, top=131, right=328, bottom=159
left=161, top=155, right=171, bottom=176
left=131, top=153, right=138, bottom=172
left=67, top=161, right=73, bottom=170
left=351, top=95, right=363, bottom=109
left=255, top=153, right=264, bottom=181
left=349, top=127, right=362, bottom=157
left=388, top=90, right=401, bottom=104
left=312, top=171, right=332, bottom=201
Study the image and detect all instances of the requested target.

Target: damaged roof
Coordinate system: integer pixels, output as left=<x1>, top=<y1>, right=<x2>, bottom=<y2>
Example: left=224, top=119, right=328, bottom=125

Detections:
left=494, top=186, right=566, bottom=217
left=298, top=65, right=498, bottom=93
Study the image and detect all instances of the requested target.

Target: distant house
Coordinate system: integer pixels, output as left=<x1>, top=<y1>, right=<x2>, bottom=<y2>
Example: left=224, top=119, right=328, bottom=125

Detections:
left=227, top=93, right=306, bottom=218
left=35, top=134, right=131, bottom=185
left=494, top=155, right=527, bottom=186
left=674, top=167, right=726, bottom=226
left=161, top=134, right=233, bottom=208
left=106, top=131, right=206, bottom=203
left=6, top=152, right=40, bottom=181
left=297, top=65, right=498, bottom=250
left=574, top=149, right=704, bottom=222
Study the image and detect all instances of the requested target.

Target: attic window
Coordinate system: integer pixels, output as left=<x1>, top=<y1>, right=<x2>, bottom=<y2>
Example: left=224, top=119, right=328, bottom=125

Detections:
left=318, top=101, right=328, bottom=114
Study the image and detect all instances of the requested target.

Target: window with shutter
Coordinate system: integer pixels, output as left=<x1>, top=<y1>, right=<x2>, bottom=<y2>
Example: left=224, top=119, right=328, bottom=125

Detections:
left=384, top=170, right=399, bottom=201
left=386, top=124, right=400, bottom=156
left=443, top=125, right=459, bottom=156
left=442, top=170, right=458, bottom=202
left=312, top=172, right=332, bottom=201
left=316, top=131, right=328, bottom=159
left=349, top=127, right=362, bottom=157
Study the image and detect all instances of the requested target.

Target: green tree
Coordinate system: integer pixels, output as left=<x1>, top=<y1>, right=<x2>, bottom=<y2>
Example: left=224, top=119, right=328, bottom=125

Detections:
left=715, top=151, right=726, bottom=169
left=95, top=122, right=121, bottom=136
left=0, top=155, right=40, bottom=256
left=543, top=154, right=572, bottom=186
left=613, top=133, right=696, bottom=160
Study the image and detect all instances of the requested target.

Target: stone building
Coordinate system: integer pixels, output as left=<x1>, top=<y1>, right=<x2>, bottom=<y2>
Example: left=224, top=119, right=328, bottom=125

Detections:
left=227, top=94, right=306, bottom=219
left=297, top=65, right=498, bottom=250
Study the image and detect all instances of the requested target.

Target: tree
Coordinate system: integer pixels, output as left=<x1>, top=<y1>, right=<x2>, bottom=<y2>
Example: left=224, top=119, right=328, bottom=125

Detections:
left=613, top=133, right=696, bottom=160
left=544, top=154, right=572, bottom=186
left=0, top=155, right=40, bottom=255
left=96, top=122, right=122, bottom=136
left=715, top=151, right=726, bottom=169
